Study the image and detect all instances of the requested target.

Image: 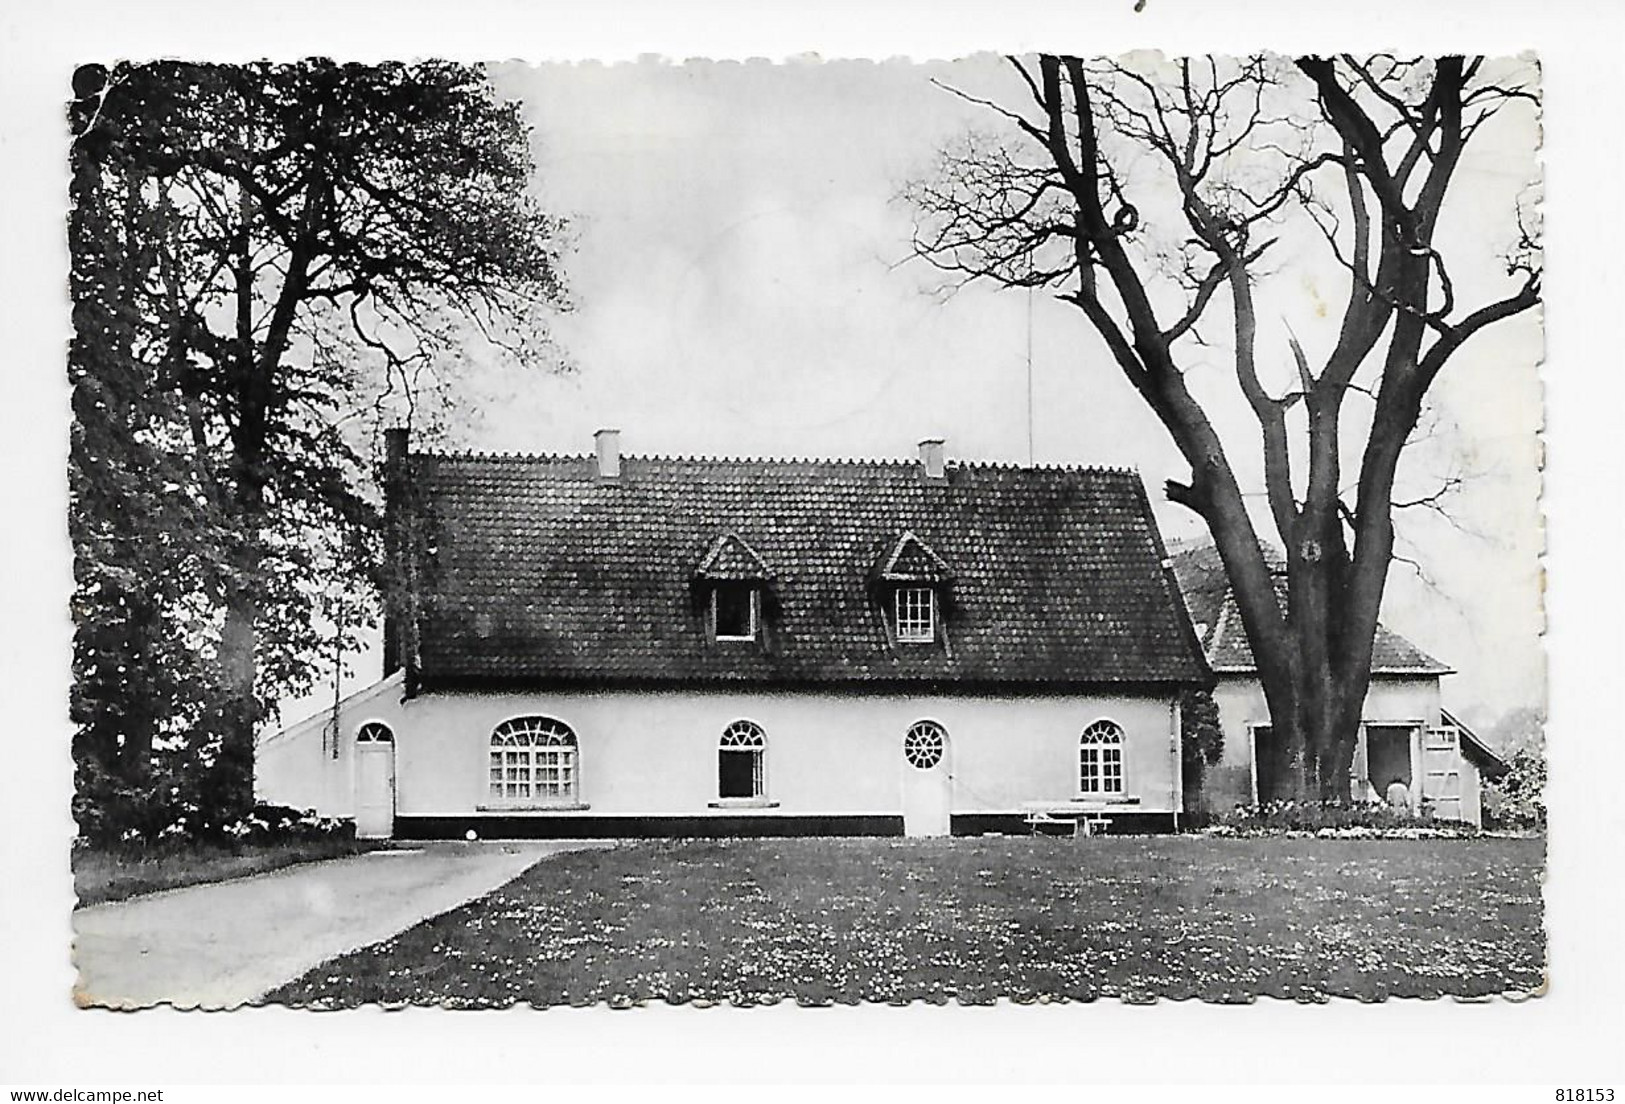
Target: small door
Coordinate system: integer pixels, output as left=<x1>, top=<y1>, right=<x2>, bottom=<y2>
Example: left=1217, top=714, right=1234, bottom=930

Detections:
left=354, top=723, right=396, bottom=839
left=901, top=720, right=951, bottom=837
left=1421, top=726, right=1464, bottom=822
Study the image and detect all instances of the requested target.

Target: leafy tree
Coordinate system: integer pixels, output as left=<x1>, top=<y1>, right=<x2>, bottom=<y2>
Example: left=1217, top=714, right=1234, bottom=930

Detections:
left=69, top=60, right=568, bottom=828
left=69, top=66, right=231, bottom=842
left=908, top=55, right=1540, bottom=800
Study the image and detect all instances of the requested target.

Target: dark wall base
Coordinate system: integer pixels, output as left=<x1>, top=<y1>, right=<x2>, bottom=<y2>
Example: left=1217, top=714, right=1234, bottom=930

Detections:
left=950, top=812, right=1178, bottom=837
left=394, top=812, right=1178, bottom=839
left=395, top=814, right=905, bottom=839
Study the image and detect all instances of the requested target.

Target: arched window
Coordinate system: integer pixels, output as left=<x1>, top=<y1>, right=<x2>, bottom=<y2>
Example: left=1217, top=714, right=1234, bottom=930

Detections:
left=490, top=717, right=578, bottom=803
left=1079, top=719, right=1125, bottom=795
left=904, top=720, right=947, bottom=770
left=356, top=722, right=394, bottom=743
left=719, top=720, right=767, bottom=799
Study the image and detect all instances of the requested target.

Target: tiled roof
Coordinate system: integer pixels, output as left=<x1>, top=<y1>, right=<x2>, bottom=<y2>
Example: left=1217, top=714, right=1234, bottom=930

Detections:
left=1168, top=543, right=1452, bottom=676
left=397, top=452, right=1209, bottom=689
left=1442, top=709, right=1510, bottom=777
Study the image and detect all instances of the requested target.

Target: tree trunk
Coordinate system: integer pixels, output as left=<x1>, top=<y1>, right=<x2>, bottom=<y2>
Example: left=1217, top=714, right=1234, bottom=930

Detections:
left=116, top=596, right=161, bottom=784
left=213, top=165, right=270, bottom=823
left=215, top=567, right=260, bottom=820
left=215, top=328, right=267, bottom=820
left=1250, top=564, right=1379, bottom=805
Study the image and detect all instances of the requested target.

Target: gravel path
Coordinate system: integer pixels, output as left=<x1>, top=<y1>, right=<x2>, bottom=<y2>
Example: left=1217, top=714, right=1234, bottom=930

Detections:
left=72, top=840, right=610, bottom=1009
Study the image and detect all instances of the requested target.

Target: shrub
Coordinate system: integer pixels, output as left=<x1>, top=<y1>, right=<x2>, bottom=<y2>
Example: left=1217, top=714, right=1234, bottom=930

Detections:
left=74, top=721, right=358, bottom=851
left=1483, top=745, right=1546, bottom=831
left=74, top=753, right=353, bottom=851
left=72, top=755, right=202, bottom=848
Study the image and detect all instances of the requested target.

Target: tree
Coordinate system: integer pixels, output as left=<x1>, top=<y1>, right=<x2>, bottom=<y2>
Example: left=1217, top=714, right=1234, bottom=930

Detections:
left=69, top=66, right=233, bottom=842
left=69, top=61, right=568, bottom=826
left=907, top=55, right=1540, bottom=801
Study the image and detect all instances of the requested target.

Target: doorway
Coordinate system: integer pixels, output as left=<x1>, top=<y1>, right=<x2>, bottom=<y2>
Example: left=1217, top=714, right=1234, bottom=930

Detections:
left=354, top=722, right=396, bottom=839
left=1365, top=724, right=1415, bottom=809
left=1251, top=724, right=1278, bottom=804
left=900, top=720, right=951, bottom=837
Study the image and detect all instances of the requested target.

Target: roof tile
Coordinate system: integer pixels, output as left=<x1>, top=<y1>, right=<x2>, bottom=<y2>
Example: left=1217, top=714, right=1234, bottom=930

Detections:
left=1168, top=543, right=1452, bottom=676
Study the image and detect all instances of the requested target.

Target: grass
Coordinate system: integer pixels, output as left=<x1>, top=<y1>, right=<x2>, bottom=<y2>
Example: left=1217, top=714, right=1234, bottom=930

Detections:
left=74, top=836, right=381, bottom=907
left=267, top=835, right=1544, bottom=1006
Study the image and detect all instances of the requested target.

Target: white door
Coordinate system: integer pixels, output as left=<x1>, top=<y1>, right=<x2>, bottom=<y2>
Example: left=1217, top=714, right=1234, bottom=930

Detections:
left=1421, top=727, right=1464, bottom=822
left=355, top=732, right=396, bottom=839
left=901, top=721, right=951, bottom=837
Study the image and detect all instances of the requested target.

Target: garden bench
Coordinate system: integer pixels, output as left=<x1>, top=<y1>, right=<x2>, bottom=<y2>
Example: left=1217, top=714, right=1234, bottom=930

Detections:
left=1023, top=807, right=1114, bottom=837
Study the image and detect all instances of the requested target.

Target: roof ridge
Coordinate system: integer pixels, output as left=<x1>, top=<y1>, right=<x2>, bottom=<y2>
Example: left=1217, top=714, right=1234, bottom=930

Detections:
left=636, top=453, right=916, bottom=466
left=414, top=447, right=1140, bottom=474
left=956, top=459, right=1139, bottom=475
left=421, top=449, right=583, bottom=462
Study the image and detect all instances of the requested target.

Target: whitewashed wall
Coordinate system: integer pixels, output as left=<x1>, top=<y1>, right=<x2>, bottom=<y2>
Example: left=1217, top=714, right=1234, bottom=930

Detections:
left=255, top=671, right=408, bottom=818
left=258, top=680, right=1181, bottom=822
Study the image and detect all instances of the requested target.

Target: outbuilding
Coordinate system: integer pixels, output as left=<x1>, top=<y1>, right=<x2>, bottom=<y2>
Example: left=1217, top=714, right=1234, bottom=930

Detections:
left=1168, top=543, right=1508, bottom=825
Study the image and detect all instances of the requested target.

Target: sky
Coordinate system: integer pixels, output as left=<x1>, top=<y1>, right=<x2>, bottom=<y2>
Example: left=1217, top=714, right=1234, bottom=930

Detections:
left=354, top=55, right=1547, bottom=734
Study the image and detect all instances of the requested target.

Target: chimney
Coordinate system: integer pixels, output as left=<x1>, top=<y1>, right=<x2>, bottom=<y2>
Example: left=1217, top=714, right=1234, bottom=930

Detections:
left=594, top=428, right=622, bottom=481
left=918, top=437, right=946, bottom=481
left=381, top=426, right=410, bottom=678
left=384, top=426, right=409, bottom=478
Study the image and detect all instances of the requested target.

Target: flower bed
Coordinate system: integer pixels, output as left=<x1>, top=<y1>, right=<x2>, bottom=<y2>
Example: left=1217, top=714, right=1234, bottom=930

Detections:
left=75, top=803, right=368, bottom=906
left=1209, top=798, right=1477, bottom=837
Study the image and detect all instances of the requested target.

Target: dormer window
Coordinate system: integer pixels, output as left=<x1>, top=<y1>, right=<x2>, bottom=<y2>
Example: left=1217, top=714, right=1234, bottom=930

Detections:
left=895, top=586, right=935, bottom=643
left=694, top=532, right=773, bottom=645
left=873, top=531, right=954, bottom=650
left=712, top=582, right=759, bottom=641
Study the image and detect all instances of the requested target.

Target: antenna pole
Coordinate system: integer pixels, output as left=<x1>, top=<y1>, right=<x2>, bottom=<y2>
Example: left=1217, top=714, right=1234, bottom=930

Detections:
left=1026, top=286, right=1035, bottom=467
left=328, top=599, right=343, bottom=760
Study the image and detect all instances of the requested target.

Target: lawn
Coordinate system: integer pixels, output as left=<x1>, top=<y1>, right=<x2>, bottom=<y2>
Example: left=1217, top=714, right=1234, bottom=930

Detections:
left=74, top=837, right=381, bottom=907
left=268, top=835, right=1545, bottom=1007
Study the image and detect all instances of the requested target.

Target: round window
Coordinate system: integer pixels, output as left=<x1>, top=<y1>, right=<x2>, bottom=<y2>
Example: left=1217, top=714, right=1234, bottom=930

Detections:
left=904, top=721, right=946, bottom=770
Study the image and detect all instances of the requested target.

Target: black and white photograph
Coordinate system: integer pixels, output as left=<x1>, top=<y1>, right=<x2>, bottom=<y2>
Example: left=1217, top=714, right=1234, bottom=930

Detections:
left=5, top=0, right=1624, bottom=1093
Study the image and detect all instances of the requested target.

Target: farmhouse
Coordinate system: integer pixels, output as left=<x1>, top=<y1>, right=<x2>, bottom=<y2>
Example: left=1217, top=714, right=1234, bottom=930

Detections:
left=1169, top=543, right=1508, bottom=826
left=257, top=430, right=1210, bottom=839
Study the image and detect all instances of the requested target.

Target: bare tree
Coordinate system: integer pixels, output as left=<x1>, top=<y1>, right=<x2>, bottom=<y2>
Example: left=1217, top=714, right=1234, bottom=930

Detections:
left=907, top=54, right=1540, bottom=800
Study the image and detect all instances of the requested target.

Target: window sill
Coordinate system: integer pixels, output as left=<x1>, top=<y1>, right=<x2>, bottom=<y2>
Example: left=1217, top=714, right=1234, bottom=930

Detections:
left=475, top=803, right=592, bottom=813
left=1071, top=795, right=1141, bottom=806
left=706, top=799, right=780, bottom=810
